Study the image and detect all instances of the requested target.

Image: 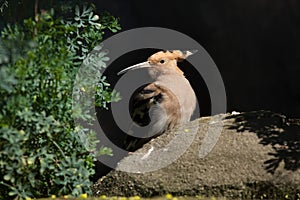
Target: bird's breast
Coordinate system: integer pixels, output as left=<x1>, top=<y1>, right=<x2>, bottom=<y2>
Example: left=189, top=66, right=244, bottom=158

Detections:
left=155, top=74, right=196, bottom=123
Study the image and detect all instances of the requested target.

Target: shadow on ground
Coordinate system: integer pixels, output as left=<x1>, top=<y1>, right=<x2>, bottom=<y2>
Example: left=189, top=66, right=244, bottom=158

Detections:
left=226, top=110, right=300, bottom=174
left=92, top=111, right=300, bottom=199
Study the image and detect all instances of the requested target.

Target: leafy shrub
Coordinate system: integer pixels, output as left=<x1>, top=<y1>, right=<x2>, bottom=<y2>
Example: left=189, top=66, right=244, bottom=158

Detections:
left=0, top=4, right=120, bottom=199
left=0, top=0, right=8, bottom=13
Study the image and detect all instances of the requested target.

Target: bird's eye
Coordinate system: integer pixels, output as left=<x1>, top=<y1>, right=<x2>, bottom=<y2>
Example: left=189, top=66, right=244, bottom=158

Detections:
left=159, top=59, right=165, bottom=64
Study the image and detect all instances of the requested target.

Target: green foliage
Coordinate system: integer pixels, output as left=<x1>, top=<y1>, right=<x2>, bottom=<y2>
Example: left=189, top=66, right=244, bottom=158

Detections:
left=65, top=5, right=120, bottom=61
left=0, top=0, right=8, bottom=13
left=0, top=4, right=120, bottom=199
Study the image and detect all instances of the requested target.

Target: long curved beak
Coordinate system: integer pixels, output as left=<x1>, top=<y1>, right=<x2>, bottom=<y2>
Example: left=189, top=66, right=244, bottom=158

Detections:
left=117, top=61, right=152, bottom=75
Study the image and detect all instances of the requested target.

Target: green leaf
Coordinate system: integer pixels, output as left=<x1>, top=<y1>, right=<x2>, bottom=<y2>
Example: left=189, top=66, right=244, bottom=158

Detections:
left=8, top=190, right=17, bottom=196
left=0, top=2, right=121, bottom=199
left=75, top=5, right=80, bottom=16
left=3, top=174, right=10, bottom=181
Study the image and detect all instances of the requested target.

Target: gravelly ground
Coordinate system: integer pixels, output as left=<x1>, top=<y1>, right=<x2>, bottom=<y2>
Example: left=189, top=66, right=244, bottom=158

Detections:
left=92, top=111, right=300, bottom=199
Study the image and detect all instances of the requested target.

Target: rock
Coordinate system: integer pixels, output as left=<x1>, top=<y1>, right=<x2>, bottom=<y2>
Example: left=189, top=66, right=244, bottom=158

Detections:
left=91, top=111, right=300, bottom=199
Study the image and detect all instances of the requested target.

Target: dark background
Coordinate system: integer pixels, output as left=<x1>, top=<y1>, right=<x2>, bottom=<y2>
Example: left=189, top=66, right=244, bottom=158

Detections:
left=96, top=0, right=300, bottom=118
left=2, top=0, right=299, bottom=117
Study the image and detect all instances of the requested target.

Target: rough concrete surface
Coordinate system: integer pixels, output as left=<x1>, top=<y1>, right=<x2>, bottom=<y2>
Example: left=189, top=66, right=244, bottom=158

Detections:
left=92, top=111, right=300, bottom=199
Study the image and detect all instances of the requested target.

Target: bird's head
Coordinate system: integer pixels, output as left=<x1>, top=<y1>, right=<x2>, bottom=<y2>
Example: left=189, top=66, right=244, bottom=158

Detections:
left=118, top=50, right=197, bottom=76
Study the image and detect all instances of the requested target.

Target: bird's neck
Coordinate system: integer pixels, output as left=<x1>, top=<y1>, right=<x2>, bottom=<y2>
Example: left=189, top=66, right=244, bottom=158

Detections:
left=175, top=66, right=184, bottom=76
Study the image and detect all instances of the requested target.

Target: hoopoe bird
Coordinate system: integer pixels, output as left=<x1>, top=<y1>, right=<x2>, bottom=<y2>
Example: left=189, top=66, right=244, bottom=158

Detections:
left=118, top=50, right=197, bottom=151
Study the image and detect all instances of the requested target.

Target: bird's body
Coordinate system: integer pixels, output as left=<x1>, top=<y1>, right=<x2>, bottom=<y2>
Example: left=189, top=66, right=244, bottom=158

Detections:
left=118, top=50, right=197, bottom=151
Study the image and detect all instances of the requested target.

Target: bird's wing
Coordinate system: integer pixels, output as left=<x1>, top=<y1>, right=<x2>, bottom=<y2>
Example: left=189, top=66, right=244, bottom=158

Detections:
left=124, top=83, right=168, bottom=151
left=129, top=83, right=161, bottom=126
